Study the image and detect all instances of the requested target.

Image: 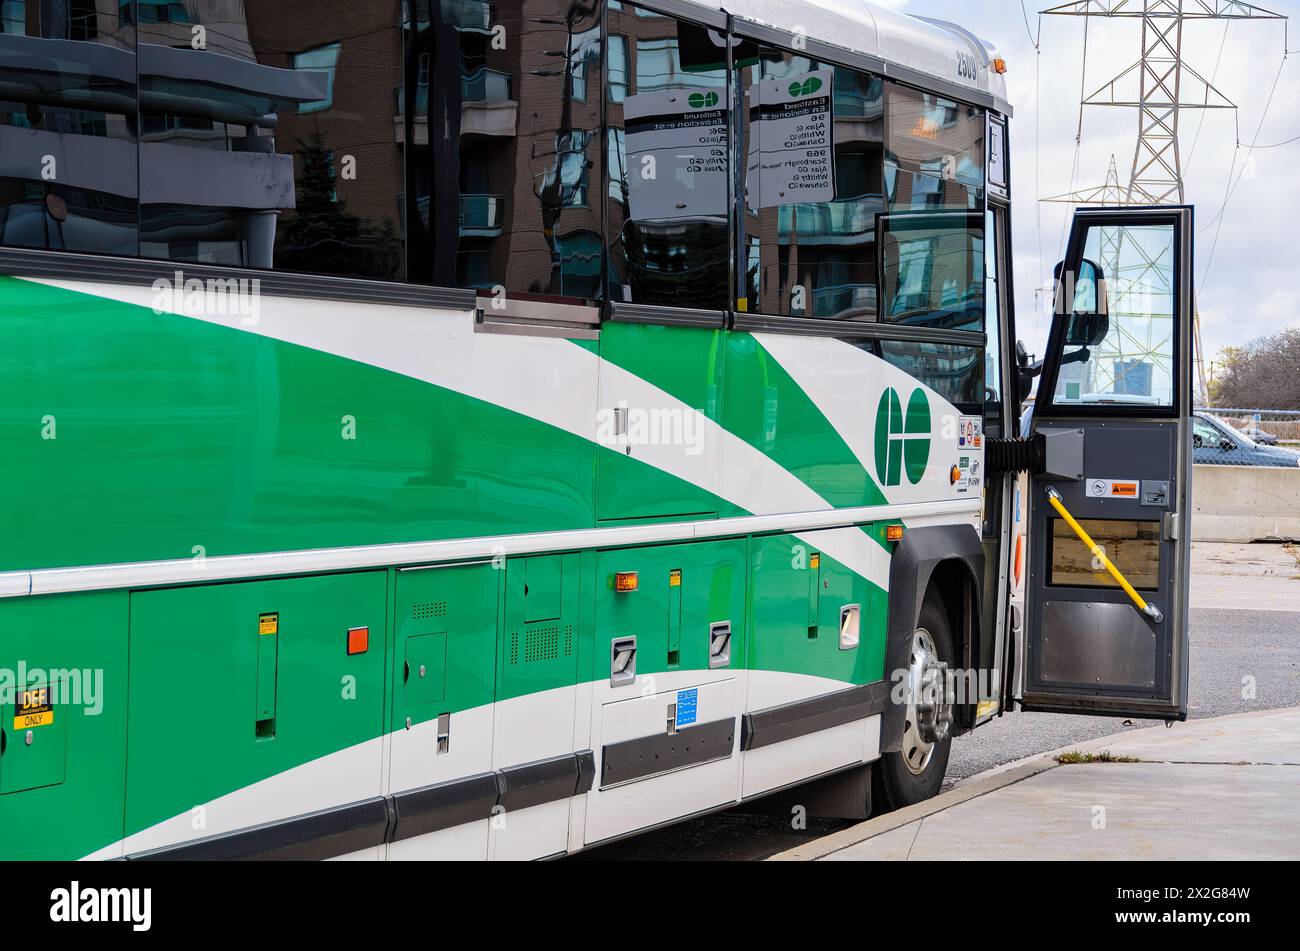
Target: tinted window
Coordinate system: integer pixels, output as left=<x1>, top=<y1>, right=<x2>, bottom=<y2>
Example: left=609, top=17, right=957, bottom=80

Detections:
left=409, top=0, right=602, bottom=303
left=885, top=83, right=984, bottom=206
left=878, top=82, right=985, bottom=331
left=879, top=210, right=983, bottom=331
left=878, top=340, right=983, bottom=410
left=134, top=2, right=403, bottom=278
left=0, top=1, right=137, bottom=256
left=739, top=52, right=883, bottom=320
left=606, top=3, right=728, bottom=310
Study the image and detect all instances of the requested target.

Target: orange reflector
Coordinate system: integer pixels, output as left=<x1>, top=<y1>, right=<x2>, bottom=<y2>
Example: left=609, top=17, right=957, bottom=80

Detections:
left=669, top=569, right=681, bottom=587
left=1014, top=534, right=1024, bottom=586
left=886, top=525, right=905, bottom=543
left=347, top=626, right=369, bottom=655
left=615, top=571, right=639, bottom=593
left=993, top=57, right=1008, bottom=74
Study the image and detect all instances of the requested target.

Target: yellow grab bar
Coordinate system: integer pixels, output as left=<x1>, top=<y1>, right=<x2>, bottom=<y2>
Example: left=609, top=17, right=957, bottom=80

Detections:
left=1045, top=485, right=1164, bottom=623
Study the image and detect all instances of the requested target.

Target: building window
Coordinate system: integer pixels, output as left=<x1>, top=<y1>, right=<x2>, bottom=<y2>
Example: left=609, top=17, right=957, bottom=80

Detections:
left=571, top=25, right=600, bottom=102
left=294, top=44, right=341, bottom=114
left=1, top=0, right=25, bottom=33
left=608, top=34, right=628, bottom=102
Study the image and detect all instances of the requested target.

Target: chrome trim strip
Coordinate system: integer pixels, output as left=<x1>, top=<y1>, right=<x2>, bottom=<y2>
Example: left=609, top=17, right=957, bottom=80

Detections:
left=0, top=500, right=980, bottom=599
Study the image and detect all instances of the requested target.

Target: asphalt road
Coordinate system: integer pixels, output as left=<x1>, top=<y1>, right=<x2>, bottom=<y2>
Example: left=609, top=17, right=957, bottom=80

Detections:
left=573, top=606, right=1300, bottom=861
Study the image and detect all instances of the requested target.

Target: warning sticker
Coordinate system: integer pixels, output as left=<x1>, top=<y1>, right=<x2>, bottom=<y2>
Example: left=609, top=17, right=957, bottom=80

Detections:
left=958, top=415, right=984, bottom=450
left=14, top=685, right=53, bottom=730
left=675, top=687, right=698, bottom=727
left=1086, top=479, right=1140, bottom=499
left=259, top=613, right=279, bottom=636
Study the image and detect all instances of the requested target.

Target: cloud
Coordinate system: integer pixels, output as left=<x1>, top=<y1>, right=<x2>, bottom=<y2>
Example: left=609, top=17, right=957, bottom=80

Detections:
left=898, top=1, right=1299, bottom=369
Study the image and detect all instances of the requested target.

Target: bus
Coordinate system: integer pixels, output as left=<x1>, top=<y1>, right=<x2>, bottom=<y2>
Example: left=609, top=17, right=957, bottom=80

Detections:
left=0, top=0, right=1194, bottom=861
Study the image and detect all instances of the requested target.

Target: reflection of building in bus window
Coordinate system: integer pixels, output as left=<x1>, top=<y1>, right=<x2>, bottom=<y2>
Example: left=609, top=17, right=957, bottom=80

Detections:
left=606, top=3, right=729, bottom=310
left=130, top=0, right=404, bottom=278
left=880, top=211, right=984, bottom=332
left=879, top=341, right=983, bottom=411
left=410, top=0, right=603, bottom=303
left=0, top=3, right=138, bottom=256
left=741, top=50, right=883, bottom=321
left=884, top=83, right=984, bottom=204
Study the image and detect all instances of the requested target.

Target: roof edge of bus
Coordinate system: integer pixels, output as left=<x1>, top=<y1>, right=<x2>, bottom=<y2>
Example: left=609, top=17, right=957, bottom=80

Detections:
left=674, top=0, right=1013, bottom=116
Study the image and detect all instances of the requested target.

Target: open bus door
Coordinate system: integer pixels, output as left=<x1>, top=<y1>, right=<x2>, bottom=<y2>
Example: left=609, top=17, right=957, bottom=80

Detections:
left=1017, top=206, right=1194, bottom=720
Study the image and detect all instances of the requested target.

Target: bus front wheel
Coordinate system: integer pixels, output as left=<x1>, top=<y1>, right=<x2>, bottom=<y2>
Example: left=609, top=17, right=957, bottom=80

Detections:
left=874, top=594, right=955, bottom=812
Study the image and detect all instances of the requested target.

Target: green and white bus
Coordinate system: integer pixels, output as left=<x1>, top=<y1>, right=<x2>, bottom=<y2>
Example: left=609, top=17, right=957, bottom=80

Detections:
left=0, top=0, right=1196, bottom=861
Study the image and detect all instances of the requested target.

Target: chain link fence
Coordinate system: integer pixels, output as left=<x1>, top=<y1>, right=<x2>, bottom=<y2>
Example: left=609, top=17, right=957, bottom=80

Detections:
left=1194, top=408, right=1300, bottom=467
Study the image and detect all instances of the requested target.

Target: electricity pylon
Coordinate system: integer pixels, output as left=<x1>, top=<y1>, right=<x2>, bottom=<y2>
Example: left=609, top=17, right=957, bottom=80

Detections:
left=1040, top=0, right=1287, bottom=403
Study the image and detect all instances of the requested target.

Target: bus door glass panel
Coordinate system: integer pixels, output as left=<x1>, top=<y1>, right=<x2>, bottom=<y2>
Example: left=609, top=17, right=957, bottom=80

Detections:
left=1021, top=208, right=1193, bottom=721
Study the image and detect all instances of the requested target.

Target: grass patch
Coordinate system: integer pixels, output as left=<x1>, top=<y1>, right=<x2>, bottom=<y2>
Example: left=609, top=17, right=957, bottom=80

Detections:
left=1055, top=750, right=1142, bottom=765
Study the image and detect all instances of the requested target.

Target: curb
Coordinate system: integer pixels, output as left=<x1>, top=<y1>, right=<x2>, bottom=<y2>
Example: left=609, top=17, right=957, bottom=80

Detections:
left=767, top=755, right=1059, bottom=861
left=768, top=705, right=1300, bottom=861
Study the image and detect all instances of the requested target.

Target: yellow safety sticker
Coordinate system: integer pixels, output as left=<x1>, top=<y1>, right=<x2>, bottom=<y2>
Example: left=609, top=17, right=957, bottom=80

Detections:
left=976, top=699, right=999, bottom=719
left=669, top=569, right=682, bottom=587
left=15, top=685, right=54, bottom=730
left=259, top=612, right=279, bottom=636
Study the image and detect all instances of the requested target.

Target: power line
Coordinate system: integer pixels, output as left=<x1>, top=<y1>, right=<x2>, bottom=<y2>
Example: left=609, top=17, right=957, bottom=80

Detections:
left=1197, top=52, right=1288, bottom=306
left=1184, top=21, right=1231, bottom=177
left=1250, top=131, right=1300, bottom=148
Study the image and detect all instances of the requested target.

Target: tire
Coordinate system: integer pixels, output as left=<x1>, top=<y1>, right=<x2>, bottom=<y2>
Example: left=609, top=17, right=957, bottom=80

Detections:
left=873, top=593, right=956, bottom=813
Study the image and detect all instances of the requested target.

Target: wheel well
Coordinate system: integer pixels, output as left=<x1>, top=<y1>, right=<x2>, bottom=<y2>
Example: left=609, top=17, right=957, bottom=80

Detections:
left=924, top=559, right=980, bottom=732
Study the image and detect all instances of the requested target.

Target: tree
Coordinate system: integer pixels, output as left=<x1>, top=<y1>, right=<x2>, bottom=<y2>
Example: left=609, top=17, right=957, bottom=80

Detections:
left=276, top=133, right=401, bottom=280
left=1211, top=328, right=1300, bottom=409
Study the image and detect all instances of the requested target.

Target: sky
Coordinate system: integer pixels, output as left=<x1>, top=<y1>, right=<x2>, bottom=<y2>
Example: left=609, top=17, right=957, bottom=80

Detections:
left=873, top=0, right=1300, bottom=382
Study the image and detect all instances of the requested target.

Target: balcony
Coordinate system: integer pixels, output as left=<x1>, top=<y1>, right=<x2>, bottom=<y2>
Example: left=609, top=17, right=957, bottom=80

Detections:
left=459, top=193, right=504, bottom=237
left=442, top=0, right=492, bottom=33
left=462, top=68, right=512, bottom=102
left=812, top=283, right=878, bottom=319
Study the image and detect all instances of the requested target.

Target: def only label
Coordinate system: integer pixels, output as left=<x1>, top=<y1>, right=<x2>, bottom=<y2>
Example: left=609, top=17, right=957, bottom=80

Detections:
left=15, top=685, right=54, bottom=729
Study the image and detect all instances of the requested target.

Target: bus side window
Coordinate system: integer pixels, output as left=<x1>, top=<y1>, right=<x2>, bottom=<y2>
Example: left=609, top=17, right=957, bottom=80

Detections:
left=0, top=8, right=138, bottom=257
left=738, top=49, right=884, bottom=321
left=605, top=3, right=730, bottom=311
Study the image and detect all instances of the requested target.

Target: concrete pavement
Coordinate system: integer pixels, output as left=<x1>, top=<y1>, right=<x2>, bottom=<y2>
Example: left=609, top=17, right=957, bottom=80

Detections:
left=774, top=707, right=1300, bottom=861
left=1189, top=542, right=1300, bottom=611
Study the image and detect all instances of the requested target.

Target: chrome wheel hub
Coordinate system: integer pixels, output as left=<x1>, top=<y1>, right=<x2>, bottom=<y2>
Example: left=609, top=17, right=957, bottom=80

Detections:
left=901, top=627, right=953, bottom=776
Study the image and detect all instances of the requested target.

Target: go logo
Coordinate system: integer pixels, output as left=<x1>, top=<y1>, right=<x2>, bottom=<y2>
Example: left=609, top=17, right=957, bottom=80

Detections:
left=688, top=91, right=720, bottom=109
left=874, top=387, right=931, bottom=487
left=788, top=77, right=823, bottom=98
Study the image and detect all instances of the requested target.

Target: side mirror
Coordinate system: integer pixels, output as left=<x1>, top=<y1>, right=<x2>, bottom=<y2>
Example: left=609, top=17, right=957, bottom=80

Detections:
left=1015, top=340, right=1042, bottom=407
left=1220, top=438, right=1235, bottom=452
left=1054, top=258, right=1110, bottom=346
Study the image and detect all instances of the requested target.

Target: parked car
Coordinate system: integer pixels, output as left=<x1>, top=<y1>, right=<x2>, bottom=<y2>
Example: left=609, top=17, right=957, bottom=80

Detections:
left=1193, top=413, right=1300, bottom=467
left=1237, top=424, right=1279, bottom=446
left=1020, top=407, right=1299, bottom=467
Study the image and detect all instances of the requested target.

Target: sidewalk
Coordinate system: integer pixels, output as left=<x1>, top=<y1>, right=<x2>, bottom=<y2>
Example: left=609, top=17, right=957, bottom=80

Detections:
left=772, top=707, right=1300, bottom=861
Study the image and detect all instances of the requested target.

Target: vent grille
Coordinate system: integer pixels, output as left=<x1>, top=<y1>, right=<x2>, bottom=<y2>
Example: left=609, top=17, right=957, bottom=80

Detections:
left=509, top=624, right=574, bottom=665
left=412, top=601, right=447, bottom=620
